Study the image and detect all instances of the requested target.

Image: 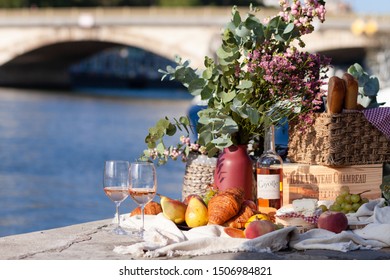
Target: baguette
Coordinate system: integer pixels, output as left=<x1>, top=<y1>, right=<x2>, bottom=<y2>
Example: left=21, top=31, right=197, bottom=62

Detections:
left=342, top=73, right=358, bottom=110
left=327, top=76, right=346, bottom=114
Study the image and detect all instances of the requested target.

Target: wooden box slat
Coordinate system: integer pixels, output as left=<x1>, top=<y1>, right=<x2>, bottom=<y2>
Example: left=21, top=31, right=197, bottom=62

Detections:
left=282, top=163, right=383, bottom=205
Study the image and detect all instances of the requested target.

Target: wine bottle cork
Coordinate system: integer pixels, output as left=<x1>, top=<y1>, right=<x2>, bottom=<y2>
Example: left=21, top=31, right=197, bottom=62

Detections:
left=327, top=76, right=346, bottom=114
left=342, top=73, right=358, bottom=110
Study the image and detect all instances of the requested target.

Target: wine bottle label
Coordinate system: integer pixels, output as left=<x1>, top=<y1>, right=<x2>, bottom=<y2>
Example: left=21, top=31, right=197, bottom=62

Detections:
left=257, top=174, right=280, bottom=199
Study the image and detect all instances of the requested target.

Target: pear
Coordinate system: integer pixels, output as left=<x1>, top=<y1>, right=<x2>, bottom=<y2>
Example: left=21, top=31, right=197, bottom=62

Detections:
left=185, top=196, right=208, bottom=228
left=159, top=195, right=187, bottom=224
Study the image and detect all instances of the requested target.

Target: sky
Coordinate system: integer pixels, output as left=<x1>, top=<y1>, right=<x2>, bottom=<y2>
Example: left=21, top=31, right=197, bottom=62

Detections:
left=344, top=0, right=390, bottom=15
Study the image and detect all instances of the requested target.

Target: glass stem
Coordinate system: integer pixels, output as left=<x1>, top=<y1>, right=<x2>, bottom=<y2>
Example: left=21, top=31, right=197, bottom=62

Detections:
left=115, top=202, right=121, bottom=228
left=140, top=204, right=145, bottom=235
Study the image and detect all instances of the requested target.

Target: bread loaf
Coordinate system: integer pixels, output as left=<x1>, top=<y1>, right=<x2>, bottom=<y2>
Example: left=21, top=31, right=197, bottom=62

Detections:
left=130, top=201, right=162, bottom=216
left=342, top=73, right=358, bottom=110
left=224, top=201, right=259, bottom=229
left=327, top=76, right=346, bottom=114
left=208, top=188, right=244, bottom=225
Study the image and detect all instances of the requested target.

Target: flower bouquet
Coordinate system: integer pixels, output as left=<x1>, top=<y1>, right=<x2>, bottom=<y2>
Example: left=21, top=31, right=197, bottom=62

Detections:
left=141, top=0, right=331, bottom=166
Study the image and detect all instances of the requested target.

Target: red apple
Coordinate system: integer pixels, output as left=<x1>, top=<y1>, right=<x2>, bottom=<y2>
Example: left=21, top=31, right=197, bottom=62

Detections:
left=244, top=220, right=276, bottom=239
left=317, top=211, right=348, bottom=234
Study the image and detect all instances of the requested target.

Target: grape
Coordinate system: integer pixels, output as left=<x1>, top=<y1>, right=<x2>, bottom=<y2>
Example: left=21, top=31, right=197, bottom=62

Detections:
left=202, top=189, right=217, bottom=206
left=350, top=194, right=361, bottom=203
left=339, top=190, right=349, bottom=198
left=352, top=202, right=361, bottom=211
left=319, top=205, right=328, bottom=212
left=330, top=188, right=369, bottom=214
left=336, top=196, right=344, bottom=204
left=343, top=203, right=352, bottom=211
left=340, top=186, right=350, bottom=193
left=329, top=204, right=341, bottom=212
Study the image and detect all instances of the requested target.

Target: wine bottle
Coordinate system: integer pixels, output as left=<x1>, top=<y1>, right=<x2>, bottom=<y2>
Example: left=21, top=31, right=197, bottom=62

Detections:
left=256, top=125, right=283, bottom=209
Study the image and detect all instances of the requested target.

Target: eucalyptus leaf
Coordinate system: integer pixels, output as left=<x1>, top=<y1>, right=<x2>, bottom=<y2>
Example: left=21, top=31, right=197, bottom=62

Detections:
left=364, top=76, right=380, bottom=96
left=216, top=46, right=232, bottom=59
left=235, top=25, right=250, bottom=38
left=237, top=80, right=253, bottom=89
left=358, top=73, right=369, bottom=85
left=202, top=67, right=213, bottom=80
left=221, top=76, right=229, bottom=89
left=284, top=22, right=295, bottom=34
left=156, top=142, right=166, bottom=154
left=245, top=14, right=261, bottom=29
left=232, top=8, right=242, bottom=27
left=188, top=78, right=206, bottom=96
left=201, top=86, right=213, bottom=100
left=349, top=63, right=364, bottom=76
left=166, top=123, right=177, bottom=136
left=247, top=106, right=260, bottom=125
left=179, top=116, right=190, bottom=126
left=220, top=89, right=234, bottom=102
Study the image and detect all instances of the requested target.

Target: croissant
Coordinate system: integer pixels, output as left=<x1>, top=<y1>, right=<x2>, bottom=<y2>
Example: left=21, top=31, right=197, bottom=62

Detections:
left=130, top=201, right=162, bottom=216
left=224, top=201, right=259, bottom=229
left=207, top=188, right=244, bottom=225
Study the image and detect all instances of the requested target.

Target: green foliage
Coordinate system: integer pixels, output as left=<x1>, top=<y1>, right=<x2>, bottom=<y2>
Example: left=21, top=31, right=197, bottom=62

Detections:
left=157, top=5, right=316, bottom=155
left=140, top=116, right=194, bottom=165
left=348, top=63, right=383, bottom=108
left=142, top=1, right=329, bottom=164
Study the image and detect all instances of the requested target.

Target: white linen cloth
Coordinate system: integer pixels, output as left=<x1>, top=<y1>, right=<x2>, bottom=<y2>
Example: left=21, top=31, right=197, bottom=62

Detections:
left=113, top=199, right=390, bottom=256
left=289, top=199, right=390, bottom=252
left=113, top=213, right=295, bottom=258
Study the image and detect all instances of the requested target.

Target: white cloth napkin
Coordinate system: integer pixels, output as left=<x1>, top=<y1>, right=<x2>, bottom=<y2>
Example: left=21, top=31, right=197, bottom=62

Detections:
left=289, top=199, right=390, bottom=252
left=113, top=213, right=296, bottom=258
left=113, top=199, right=390, bottom=256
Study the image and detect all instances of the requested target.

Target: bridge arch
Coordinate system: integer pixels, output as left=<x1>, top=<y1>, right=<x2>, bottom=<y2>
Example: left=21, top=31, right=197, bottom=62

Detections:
left=0, top=25, right=220, bottom=67
left=0, top=25, right=221, bottom=88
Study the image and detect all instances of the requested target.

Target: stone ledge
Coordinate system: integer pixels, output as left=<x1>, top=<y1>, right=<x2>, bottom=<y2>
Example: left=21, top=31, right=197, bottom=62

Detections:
left=1, top=219, right=389, bottom=260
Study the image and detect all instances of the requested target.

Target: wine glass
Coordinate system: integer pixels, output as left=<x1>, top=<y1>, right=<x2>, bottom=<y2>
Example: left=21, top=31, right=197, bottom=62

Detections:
left=103, top=160, right=130, bottom=235
left=129, top=162, right=157, bottom=239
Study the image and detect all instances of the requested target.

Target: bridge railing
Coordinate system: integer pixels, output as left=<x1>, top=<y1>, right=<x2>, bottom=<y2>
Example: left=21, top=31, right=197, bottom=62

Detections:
left=2, top=7, right=388, bottom=30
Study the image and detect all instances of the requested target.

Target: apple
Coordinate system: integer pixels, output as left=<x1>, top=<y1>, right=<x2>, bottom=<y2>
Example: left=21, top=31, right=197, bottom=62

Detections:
left=317, top=211, right=348, bottom=234
left=244, top=220, right=276, bottom=239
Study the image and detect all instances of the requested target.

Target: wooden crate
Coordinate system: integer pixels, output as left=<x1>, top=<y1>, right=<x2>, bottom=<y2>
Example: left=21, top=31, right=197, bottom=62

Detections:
left=282, top=163, right=383, bottom=205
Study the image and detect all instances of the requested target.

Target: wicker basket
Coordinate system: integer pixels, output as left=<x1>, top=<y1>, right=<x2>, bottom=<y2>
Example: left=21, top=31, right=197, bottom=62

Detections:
left=181, top=154, right=217, bottom=200
left=288, top=112, right=390, bottom=166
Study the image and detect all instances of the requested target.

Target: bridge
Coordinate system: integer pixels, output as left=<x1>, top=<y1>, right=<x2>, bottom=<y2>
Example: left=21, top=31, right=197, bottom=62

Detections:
left=0, top=7, right=390, bottom=88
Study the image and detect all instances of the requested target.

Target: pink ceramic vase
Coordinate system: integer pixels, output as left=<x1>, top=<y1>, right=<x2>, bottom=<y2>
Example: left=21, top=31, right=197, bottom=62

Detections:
left=213, top=145, right=255, bottom=201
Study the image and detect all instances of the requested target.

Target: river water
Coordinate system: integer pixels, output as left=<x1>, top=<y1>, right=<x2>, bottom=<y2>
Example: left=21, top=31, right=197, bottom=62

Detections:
left=0, top=87, right=192, bottom=237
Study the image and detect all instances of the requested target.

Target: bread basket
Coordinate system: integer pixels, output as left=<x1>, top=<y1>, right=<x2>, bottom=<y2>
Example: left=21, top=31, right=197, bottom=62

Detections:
left=288, top=112, right=390, bottom=166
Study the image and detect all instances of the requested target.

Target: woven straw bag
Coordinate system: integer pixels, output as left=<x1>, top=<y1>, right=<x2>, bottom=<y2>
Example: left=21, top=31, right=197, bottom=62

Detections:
left=181, top=154, right=216, bottom=200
